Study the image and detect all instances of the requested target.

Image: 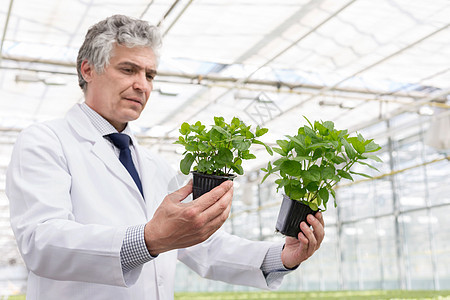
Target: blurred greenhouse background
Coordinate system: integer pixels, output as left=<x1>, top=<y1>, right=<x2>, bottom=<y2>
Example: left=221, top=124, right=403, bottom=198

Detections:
left=0, top=0, right=449, bottom=296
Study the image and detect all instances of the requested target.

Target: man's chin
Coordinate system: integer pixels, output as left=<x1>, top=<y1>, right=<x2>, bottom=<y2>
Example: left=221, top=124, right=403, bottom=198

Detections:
left=123, top=110, right=142, bottom=123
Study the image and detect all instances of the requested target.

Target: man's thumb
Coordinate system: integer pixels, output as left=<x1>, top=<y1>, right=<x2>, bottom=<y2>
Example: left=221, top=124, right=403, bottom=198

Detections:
left=169, top=180, right=193, bottom=202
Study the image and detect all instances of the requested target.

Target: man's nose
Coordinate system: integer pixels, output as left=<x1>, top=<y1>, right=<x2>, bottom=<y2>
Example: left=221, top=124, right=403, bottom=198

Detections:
left=133, top=72, right=151, bottom=93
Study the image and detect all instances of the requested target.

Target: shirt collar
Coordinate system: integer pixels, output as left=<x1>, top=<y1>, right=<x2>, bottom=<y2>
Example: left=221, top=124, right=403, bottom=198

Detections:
left=79, top=102, right=134, bottom=139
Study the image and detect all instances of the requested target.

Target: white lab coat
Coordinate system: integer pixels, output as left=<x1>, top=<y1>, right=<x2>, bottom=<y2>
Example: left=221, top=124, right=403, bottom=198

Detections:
left=6, top=104, right=280, bottom=300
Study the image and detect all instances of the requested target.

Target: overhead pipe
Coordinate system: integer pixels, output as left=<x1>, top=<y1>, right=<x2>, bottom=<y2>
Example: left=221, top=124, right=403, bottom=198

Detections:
left=162, top=0, right=194, bottom=37
left=157, top=0, right=181, bottom=27
left=0, top=0, right=14, bottom=64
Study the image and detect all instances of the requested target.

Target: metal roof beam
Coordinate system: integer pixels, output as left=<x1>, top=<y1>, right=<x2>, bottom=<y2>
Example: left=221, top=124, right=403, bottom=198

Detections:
left=0, top=0, right=14, bottom=64
left=5, top=57, right=442, bottom=101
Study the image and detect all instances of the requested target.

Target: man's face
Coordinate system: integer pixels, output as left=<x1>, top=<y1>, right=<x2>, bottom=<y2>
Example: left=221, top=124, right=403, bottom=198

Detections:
left=82, top=44, right=157, bottom=131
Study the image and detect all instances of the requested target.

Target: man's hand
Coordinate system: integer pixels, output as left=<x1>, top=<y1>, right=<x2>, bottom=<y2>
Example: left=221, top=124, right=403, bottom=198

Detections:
left=281, top=212, right=325, bottom=269
left=144, top=180, right=233, bottom=256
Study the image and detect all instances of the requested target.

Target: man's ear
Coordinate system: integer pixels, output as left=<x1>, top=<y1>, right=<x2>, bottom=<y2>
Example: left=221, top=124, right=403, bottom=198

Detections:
left=80, top=60, right=95, bottom=83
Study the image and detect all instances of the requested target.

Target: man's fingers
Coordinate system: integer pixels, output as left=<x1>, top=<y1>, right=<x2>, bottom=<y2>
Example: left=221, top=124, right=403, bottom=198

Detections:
left=300, top=222, right=317, bottom=257
left=315, top=211, right=325, bottom=227
left=195, top=180, right=233, bottom=210
left=203, top=190, right=233, bottom=227
left=308, top=214, right=325, bottom=249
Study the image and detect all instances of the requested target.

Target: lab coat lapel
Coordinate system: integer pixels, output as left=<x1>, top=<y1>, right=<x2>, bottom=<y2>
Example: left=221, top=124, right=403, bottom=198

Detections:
left=66, top=104, right=146, bottom=209
left=132, top=135, right=158, bottom=215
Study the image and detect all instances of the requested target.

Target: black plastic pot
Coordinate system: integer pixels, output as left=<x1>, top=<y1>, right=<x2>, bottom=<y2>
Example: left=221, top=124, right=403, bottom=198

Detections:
left=191, top=171, right=236, bottom=199
left=276, top=195, right=318, bottom=238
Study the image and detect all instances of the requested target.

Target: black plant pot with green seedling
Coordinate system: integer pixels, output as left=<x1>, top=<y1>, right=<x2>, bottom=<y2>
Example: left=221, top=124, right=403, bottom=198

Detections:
left=261, top=117, right=382, bottom=238
left=276, top=194, right=318, bottom=237
left=175, top=116, right=273, bottom=199
left=191, top=171, right=237, bottom=199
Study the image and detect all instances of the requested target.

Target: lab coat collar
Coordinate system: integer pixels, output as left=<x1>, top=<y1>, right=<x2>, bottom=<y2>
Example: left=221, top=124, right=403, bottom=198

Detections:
left=65, top=104, right=154, bottom=211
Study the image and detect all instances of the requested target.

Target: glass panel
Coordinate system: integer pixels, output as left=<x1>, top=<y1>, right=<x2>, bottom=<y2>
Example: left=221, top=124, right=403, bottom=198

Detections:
left=427, top=159, right=450, bottom=206
left=357, top=218, right=382, bottom=289
left=340, top=222, right=360, bottom=289
left=431, top=207, right=450, bottom=289
left=401, top=210, right=435, bottom=289
left=378, top=216, right=400, bottom=289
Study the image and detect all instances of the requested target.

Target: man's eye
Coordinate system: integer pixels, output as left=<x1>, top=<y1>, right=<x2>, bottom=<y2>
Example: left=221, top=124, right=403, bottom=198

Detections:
left=122, top=68, right=133, bottom=73
left=146, top=74, right=154, bottom=81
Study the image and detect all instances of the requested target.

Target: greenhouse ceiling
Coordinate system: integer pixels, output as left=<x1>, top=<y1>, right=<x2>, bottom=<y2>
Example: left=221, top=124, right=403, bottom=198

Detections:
left=0, top=0, right=449, bottom=166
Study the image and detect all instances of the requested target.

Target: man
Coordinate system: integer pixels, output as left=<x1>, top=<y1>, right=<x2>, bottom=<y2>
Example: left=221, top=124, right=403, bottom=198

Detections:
left=6, top=15, right=324, bottom=299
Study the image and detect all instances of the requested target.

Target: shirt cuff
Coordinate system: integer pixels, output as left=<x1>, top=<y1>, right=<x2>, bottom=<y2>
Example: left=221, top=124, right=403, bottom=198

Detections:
left=120, top=224, right=156, bottom=273
left=261, top=243, right=297, bottom=285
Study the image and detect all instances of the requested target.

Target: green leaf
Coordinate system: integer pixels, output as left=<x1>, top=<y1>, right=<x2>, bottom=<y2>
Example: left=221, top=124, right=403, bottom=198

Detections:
left=312, top=148, right=323, bottom=160
left=232, top=139, right=251, bottom=151
left=215, top=148, right=233, bottom=164
left=314, top=196, right=322, bottom=207
left=197, top=159, right=213, bottom=173
left=273, top=157, right=288, bottom=166
left=260, top=162, right=272, bottom=183
left=231, top=117, right=241, bottom=127
left=185, top=143, right=198, bottom=152
left=241, top=152, right=256, bottom=160
left=363, top=154, right=383, bottom=162
left=214, top=116, right=225, bottom=126
left=342, top=139, right=356, bottom=159
left=337, top=169, right=354, bottom=181
left=350, top=171, right=372, bottom=178
left=253, top=139, right=273, bottom=155
left=322, top=166, right=335, bottom=180
left=305, top=136, right=312, bottom=146
left=209, top=128, right=223, bottom=142
left=357, top=160, right=380, bottom=172
left=303, top=116, right=314, bottom=128
left=330, top=189, right=336, bottom=199
left=174, top=136, right=187, bottom=146
left=304, top=126, right=317, bottom=139
left=239, top=126, right=255, bottom=139
left=275, top=178, right=288, bottom=187
left=308, top=142, right=333, bottom=150
left=255, top=126, right=269, bottom=137
left=303, top=165, right=321, bottom=181
left=287, top=135, right=306, bottom=149
left=288, top=186, right=306, bottom=200
left=308, top=202, right=319, bottom=211
left=192, top=121, right=205, bottom=133
left=318, top=188, right=329, bottom=204
left=280, top=160, right=302, bottom=176
left=230, top=164, right=244, bottom=175
left=293, top=156, right=310, bottom=162
left=180, top=153, right=195, bottom=175
left=197, top=142, right=209, bottom=152
left=365, top=140, right=381, bottom=152
left=323, top=121, right=334, bottom=132
left=233, top=157, right=242, bottom=165
left=261, top=172, right=270, bottom=183
left=180, top=122, right=191, bottom=135
left=306, top=182, right=318, bottom=192
left=273, top=147, right=287, bottom=156
left=331, top=155, right=347, bottom=164
left=276, top=139, right=290, bottom=152
left=331, top=175, right=341, bottom=182
left=348, top=136, right=365, bottom=154
left=211, top=125, right=231, bottom=138
left=315, top=121, right=329, bottom=136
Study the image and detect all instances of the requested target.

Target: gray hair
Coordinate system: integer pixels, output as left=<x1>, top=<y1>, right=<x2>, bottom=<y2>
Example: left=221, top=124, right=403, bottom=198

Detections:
left=76, top=14, right=162, bottom=93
